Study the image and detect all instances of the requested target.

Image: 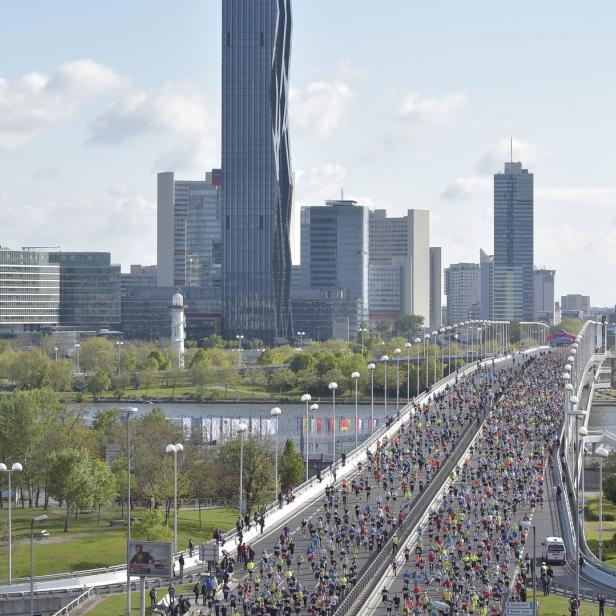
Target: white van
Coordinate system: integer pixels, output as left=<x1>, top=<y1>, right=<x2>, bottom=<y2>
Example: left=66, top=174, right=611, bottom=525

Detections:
left=542, top=536, right=566, bottom=565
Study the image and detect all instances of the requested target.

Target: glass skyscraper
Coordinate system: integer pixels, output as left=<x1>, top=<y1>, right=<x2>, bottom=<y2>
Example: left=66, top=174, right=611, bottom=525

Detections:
left=221, top=0, right=294, bottom=342
left=493, top=161, right=534, bottom=321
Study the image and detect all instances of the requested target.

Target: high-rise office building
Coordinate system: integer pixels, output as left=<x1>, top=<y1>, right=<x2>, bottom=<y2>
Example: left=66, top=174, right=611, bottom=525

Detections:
left=429, top=247, right=442, bottom=329
left=493, top=161, right=534, bottom=321
left=299, top=200, right=369, bottom=337
left=533, top=268, right=556, bottom=324
left=157, top=170, right=222, bottom=290
left=444, top=263, right=481, bottom=326
left=0, top=248, right=60, bottom=333
left=368, top=209, right=431, bottom=324
left=50, top=252, right=121, bottom=329
left=561, top=294, right=590, bottom=318
left=479, top=249, right=494, bottom=320
left=121, top=265, right=157, bottom=297
left=222, top=0, right=293, bottom=342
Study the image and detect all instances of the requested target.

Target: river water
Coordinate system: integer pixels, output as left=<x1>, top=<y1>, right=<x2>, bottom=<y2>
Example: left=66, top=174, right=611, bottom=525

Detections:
left=73, top=400, right=395, bottom=444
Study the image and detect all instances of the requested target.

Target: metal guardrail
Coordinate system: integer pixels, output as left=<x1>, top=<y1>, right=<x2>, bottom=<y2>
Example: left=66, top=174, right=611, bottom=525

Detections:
left=52, top=587, right=96, bottom=615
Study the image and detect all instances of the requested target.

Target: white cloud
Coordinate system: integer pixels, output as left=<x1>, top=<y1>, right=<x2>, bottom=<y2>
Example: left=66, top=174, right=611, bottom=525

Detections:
left=0, top=60, right=126, bottom=150
left=290, top=82, right=353, bottom=138
left=476, top=137, right=547, bottom=175
left=294, top=163, right=348, bottom=205
left=0, top=188, right=156, bottom=268
left=88, top=84, right=218, bottom=171
left=398, top=92, right=467, bottom=125
left=441, top=176, right=491, bottom=201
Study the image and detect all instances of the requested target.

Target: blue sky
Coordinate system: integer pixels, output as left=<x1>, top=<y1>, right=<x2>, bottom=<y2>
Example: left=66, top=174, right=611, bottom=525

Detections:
left=1, top=0, right=615, bottom=304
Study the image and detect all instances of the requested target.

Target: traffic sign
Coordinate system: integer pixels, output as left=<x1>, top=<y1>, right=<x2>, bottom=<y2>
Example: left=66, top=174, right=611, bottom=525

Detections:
left=199, top=543, right=220, bottom=562
left=505, top=603, right=536, bottom=616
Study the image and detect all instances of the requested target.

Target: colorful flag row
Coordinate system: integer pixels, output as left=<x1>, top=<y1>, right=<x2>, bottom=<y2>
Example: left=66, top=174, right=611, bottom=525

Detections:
left=299, top=416, right=379, bottom=435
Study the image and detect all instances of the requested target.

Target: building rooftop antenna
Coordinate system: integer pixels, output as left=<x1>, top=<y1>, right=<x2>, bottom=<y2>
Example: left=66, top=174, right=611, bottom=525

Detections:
left=510, top=136, right=513, bottom=163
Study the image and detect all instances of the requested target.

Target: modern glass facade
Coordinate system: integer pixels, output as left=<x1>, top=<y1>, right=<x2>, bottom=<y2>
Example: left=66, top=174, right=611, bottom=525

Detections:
left=157, top=171, right=222, bottom=291
left=0, top=249, right=60, bottom=331
left=221, top=0, right=294, bottom=342
left=300, top=200, right=369, bottom=328
left=50, top=252, right=121, bottom=328
left=493, top=162, right=534, bottom=321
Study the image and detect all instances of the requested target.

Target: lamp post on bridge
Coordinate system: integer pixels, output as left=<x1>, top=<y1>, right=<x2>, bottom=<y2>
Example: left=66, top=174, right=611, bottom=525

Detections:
left=414, top=338, right=421, bottom=398
left=368, top=363, right=376, bottom=434
left=0, top=461, right=22, bottom=585
left=381, top=356, right=389, bottom=415
left=423, top=334, right=430, bottom=389
left=595, top=445, right=609, bottom=560
left=394, top=348, right=401, bottom=412
left=404, top=342, right=412, bottom=404
left=351, top=372, right=360, bottom=448
left=328, top=382, right=338, bottom=470
left=301, top=394, right=312, bottom=482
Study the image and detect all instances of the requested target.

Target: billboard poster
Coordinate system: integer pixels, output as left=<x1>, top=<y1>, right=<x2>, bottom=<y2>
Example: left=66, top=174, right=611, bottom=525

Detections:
left=128, top=541, right=172, bottom=578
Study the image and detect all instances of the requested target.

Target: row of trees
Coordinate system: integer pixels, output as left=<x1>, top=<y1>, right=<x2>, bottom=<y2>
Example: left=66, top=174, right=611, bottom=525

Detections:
left=0, top=388, right=304, bottom=530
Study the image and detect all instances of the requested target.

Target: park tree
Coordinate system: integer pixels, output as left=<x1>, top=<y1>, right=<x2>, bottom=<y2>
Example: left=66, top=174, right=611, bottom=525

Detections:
left=395, top=314, right=424, bottom=338
left=79, top=337, right=115, bottom=374
left=202, top=334, right=225, bottom=349
left=604, top=474, right=616, bottom=506
left=268, top=368, right=296, bottom=393
left=289, top=353, right=315, bottom=374
left=9, top=349, right=50, bottom=389
left=243, top=368, right=268, bottom=394
left=138, top=368, right=159, bottom=396
left=47, top=447, right=95, bottom=532
left=88, top=370, right=111, bottom=400
left=132, top=509, right=172, bottom=542
left=313, top=351, right=337, bottom=376
left=216, top=436, right=275, bottom=511
left=279, top=439, right=304, bottom=492
left=45, top=360, right=74, bottom=392
left=91, top=459, right=117, bottom=524
left=147, top=349, right=171, bottom=371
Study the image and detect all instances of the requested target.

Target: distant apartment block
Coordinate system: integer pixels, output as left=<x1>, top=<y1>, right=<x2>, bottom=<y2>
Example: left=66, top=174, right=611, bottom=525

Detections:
left=445, top=262, right=481, bottom=325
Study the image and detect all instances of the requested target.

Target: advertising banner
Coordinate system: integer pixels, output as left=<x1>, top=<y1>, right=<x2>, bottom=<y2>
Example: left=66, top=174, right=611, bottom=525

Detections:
left=128, top=541, right=173, bottom=578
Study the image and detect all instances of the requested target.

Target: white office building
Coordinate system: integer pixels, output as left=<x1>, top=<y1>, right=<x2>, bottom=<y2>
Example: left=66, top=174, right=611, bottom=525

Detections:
left=445, top=262, right=481, bottom=326
left=533, top=268, right=556, bottom=324
left=368, top=209, right=431, bottom=324
left=0, top=248, right=60, bottom=333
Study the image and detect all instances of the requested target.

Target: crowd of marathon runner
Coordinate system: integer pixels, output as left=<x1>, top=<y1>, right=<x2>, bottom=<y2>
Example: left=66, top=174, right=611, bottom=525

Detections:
left=178, top=358, right=526, bottom=616
left=377, top=349, right=567, bottom=615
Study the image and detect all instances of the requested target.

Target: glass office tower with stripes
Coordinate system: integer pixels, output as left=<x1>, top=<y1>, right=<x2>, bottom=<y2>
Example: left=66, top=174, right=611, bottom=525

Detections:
left=221, top=0, right=294, bottom=342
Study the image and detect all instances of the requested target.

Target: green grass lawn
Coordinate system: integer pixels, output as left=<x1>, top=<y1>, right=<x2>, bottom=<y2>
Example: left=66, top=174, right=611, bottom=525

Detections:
left=535, top=594, right=598, bottom=615
left=0, top=505, right=235, bottom=579
left=84, top=584, right=194, bottom=616
left=584, top=495, right=616, bottom=568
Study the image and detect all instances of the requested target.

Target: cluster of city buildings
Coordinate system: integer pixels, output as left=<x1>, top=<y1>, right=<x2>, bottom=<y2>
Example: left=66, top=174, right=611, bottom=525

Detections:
left=0, top=2, right=606, bottom=347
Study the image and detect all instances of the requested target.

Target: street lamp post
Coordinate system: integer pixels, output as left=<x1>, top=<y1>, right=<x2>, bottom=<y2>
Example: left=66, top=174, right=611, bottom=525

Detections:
left=297, top=331, right=305, bottom=349
left=328, top=382, right=338, bottom=469
left=74, top=342, right=80, bottom=374
left=0, top=461, right=23, bottom=584
left=431, top=331, right=438, bottom=384
left=116, top=341, right=124, bottom=374
left=414, top=338, right=421, bottom=397
left=271, top=407, right=282, bottom=497
left=394, top=348, right=401, bottom=411
left=358, top=327, right=368, bottom=355
left=30, top=514, right=48, bottom=616
left=521, top=521, right=537, bottom=616
left=405, top=342, right=412, bottom=404
left=439, top=328, right=446, bottom=379
left=164, top=442, right=184, bottom=562
left=595, top=445, right=609, bottom=560
left=310, top=404, right=319, bottom=458
left=381, top=356, right=389, bottom=415
left=351, top=372, right=360, bottom=448
left=54, top=347, right=58, bottom=362
left=368, top=363, right=376, bottom=434
left=237, top=425, right=247, bottom=515
left=122, top=406, right=138, bottom=616
left=423, top=333, right=430, bottom=389
left=301, top=395, right=312, bottom=481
